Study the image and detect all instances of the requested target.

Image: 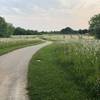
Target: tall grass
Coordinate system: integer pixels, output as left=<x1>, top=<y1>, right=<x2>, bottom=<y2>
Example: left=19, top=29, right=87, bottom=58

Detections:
left=28, top=40, right=100, bottom=100
left=57, top=41, right=100, bottom=99
left=0, top=38, right=43, bottom=55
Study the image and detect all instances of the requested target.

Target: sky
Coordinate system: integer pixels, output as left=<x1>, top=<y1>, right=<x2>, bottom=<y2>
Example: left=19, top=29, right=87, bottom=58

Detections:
left=0, top=0, right=100, bottom=31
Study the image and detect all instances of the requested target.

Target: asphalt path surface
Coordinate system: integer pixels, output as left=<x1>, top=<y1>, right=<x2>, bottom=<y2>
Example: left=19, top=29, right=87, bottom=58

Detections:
left=0, top=42, right=51, bottom=100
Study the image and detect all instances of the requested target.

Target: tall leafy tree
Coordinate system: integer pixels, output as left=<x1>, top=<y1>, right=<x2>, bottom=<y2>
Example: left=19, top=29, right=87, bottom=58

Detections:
left=89, top=14, right=100, bottom=39
left=0, top=17, right=14, bottom=37
left=0, top=17, right=7, bottom=37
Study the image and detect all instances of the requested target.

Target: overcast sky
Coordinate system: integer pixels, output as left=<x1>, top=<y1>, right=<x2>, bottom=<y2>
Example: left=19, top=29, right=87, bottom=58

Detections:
left=0, top=0, right=100, bottom=31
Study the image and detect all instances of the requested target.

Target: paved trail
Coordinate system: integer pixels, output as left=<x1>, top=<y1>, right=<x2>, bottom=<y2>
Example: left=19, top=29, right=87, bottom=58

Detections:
left=0, top=42, right=51, bottom=100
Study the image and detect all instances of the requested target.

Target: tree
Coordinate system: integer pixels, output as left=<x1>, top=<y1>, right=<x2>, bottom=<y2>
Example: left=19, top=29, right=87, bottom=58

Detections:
left=0, top=17, right=14, bottom=37
left=78, top=29, right=88, bottom=34
left=7, top=23, right=15, bottom=36
left=61, top=27, right=76, bottom=34
left=14, top=27, right=26, bottom=35
left=26, top=30, right=38, bottom=35
left=89, top=14, right=100, bottom=39
left=0, top=17, right=7, bottom=37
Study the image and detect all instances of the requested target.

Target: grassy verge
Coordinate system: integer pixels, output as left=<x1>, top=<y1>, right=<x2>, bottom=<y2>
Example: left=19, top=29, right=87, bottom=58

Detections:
left=28, top=42, right=100, bottom=100
left=0, top=39, right=43, bottom=55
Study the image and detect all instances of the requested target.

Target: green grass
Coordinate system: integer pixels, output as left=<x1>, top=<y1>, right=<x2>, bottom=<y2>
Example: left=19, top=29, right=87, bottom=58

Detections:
left=0, top=39, right=43, bottom=55
left=28, top=42, right=100, bottom=100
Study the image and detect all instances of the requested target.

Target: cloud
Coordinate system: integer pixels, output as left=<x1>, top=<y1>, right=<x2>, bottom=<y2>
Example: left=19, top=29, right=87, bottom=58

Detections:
left=0, top=0, right=100, bottom=31
left=58, top=0, right=79, bottom=9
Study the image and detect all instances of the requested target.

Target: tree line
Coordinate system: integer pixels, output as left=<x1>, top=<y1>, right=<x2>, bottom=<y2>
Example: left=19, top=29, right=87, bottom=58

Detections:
left=60, top=27, right=88, bottom=34
left=0, top=14, right=100, bottom=39
left=0, top=17, right=41, bottom=37
left=14, top=27, right=40, bottom=35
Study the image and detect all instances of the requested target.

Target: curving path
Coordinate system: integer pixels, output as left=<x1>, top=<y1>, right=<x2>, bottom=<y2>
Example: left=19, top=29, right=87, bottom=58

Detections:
left=0, top=41, right=52, bottom=100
